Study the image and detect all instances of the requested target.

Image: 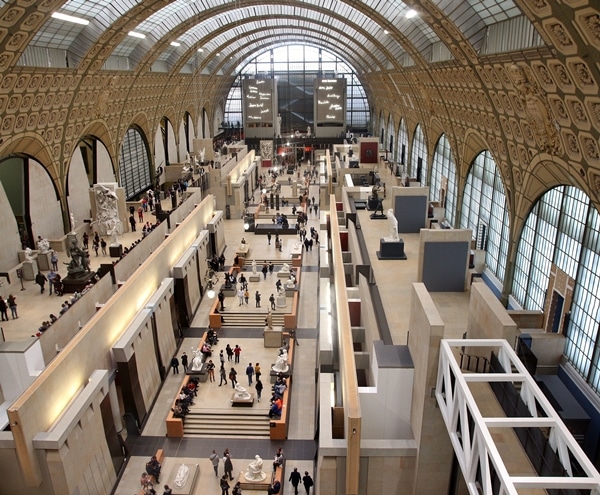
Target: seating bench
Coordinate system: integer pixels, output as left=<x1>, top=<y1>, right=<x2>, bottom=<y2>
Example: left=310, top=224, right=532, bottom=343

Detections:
left=269, top=339, right=295, bottom=440
left=137, top=448, right=165, bottom=494
left=166, top=375, right=191, bottom=437
left=272, top=463, right=285, bottom=494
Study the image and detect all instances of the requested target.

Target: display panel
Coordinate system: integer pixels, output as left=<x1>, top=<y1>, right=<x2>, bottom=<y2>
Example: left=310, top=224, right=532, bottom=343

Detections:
left=243, top=79, right=275, bottom=125
left=315, top=79, right=346, bottom=125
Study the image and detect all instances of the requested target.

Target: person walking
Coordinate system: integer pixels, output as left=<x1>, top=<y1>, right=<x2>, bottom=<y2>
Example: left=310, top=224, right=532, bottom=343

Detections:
left=50, top=250, right=59, bottom=271
left=129, top=214, right=136, bottom=232
left=220, top=475, right=230, bottom=495
left=237, top=287, right=244, bottom=306
left=92, top=237, right=99, bottom=256
left=269, top=293, right=276, bottom=310
left=8, top=294, right=17, bottom=319
left=255, top=378, right=263, bottom=402
left=267, top=233, right=272, bottom=245
left=35, top=272, right=47, bottom=294
left=244, top=288, right=249, bottom=304
left=302, top=472, right=314, bottom=495
left=206, top=360, right=215, bottom=382
left=170, top=355, right=179, bottom=374
left=220, top=349, right=226, bottom=367
left=0, top=297, right=8, bottom=321
left=262, top=262, right=268, bottom=280
left=254, top=362, right=261, bottom=381
left=219, top=364, right=228, bottom=386
left=82, top=232, right=89, bottom=249
left=269, top=262, right=274, bottom=275
left=245, top=362, right=254, bottom=385
left=181, top=352, right=188, bottom=372
left=224, top=454, right=234, bottom=481
left=289, top=467, right=302, bottom=495
left=289, top=328, right=299, bottom=347
left=138, top=206, right=144, bottom=222
left=100, top=238, right=107, bottom=256
left=209, top=450, right=220, bottom=477
left=229, top=367, right=237, bottom=388
left=255, top=290, right=261, bottom=308
left=225, top=344, right=234, bottom=362
left=233, top=344, right=242, bottom=364
left=218, top=290, right=225, bottom=311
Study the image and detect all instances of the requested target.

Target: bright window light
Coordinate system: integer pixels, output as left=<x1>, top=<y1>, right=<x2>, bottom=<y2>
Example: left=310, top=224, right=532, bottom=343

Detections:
left=197, top=48, right=204, bottom=53
left=405, top=9, right=418, bottom=18
left=383, top=29, right=389, bottom=34
left=128, top=31, right=146, bottom=39
left=170, top=41, right=181, bottom=47
left=51, top=12, right=89, bottom=25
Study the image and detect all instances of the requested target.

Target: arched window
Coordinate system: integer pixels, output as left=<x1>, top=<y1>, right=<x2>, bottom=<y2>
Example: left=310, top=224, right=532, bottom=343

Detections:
left=397, top=119, right=408, bottom=169
left=512, top=186, right=600, bottom=391
left=410, top=124, right=427, bottom=184
left=460, top=150, right=509, bottom=281
left=119, top=126, right=152, bottom=200
left=429, top=134, right=458, bottom=225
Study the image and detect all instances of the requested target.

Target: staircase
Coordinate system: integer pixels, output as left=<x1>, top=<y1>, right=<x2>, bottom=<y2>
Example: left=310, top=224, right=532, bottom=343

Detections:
left=221, top=311, right=286, bottom=328
left=183, top=407, right=271, bottom=438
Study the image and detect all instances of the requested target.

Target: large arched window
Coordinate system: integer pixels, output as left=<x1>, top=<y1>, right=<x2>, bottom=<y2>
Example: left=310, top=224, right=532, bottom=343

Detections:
left=429, top=134, right=458, bottom=225
left=460, top=150, right=509, bottom=281
left=224, top=45, right=370, bottom=134
left=397, top=119, right=408, bottom=169
left=512, top=186, right=600, bottom=391
left=119, top=126, right=152, bottom=200
left=410, top=124, right=427, bottom=183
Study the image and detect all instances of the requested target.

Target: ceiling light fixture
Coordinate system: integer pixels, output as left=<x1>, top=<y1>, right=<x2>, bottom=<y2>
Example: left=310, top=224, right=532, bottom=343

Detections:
left=405, top=9, right=418, bottom=18
left=128, top=31, right=146, bottom=39
left=170, top=41, right=181, bottom=47
left=51, top=12, right=89, bottom=25
left=383, top=29, right=389, bottom=34
left=197, top=48, right=204, bottom=53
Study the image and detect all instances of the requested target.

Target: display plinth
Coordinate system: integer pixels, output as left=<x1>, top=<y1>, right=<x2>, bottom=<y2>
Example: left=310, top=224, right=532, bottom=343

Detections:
left=36, top=252, right=51, bottom=270
left=370, top=212, right=387, bottom=220
left=236, top=244, right=250, bottom=257
left=167, top=463, right=199, bottom=495
left=264, top=326, right=283, bottom=347
left=238, top=470, right=271, bottom=491
left=109, top=244, right=123, bottom=258
left=277, top=270, right=291, bottom=278
left=66, top=233, right=78, bottom=247
left=231, top=392, right=255, bottom=407
left=249, top=274, right=261, bottom=282
left=276, top=294, right=286, bottom=307
left=62, top=271, right=97, bottom=293
left=21, top=260, right=38, bottom=280
left=376, top=238, right=407, bottom=260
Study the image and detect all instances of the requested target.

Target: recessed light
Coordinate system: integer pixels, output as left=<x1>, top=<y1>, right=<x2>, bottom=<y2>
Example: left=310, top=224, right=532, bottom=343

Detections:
left=383, top=30, right=389, bottom=34
left=216, top=53, right=220, bottom=56
left=170, top=41, right=181, bottom=47
left=128, top=31, right=146, bottom=39
left=405, top=9, right=417, bottom=18
left=51, top=12, right=89, bottom=25
left=197, top=48, right=204, bottom=53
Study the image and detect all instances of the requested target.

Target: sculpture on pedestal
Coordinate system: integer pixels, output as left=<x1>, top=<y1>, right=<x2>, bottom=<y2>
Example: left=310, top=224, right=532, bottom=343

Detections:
left=66, top=239, right=90, bottom=275
left=191, top=348, right=203, bottom=371
left=37, top=237, right=50, bottom=254
left=70, top=213, right=77, bottom=233
left=233, top=383, right=251, bottom=400
left=245, top=455, right=267, bottom=482
left=174, top=464, right=190, bottom=488
left=252, top=259, right=257, bottom=274
left=272, top=351, right=289, bottom=373
left=280, top=263, right=290, bottom=274
left=24, top=248, right=34, bottom=261
left=265, top=310, right=273, bottom=330
left=386, top=209, right=399, bottom=241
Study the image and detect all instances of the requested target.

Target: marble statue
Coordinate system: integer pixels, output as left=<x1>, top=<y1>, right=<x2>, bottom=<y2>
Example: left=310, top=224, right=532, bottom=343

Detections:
left=272, top=352, right=289, bottom=373
left=24, top=248, right=34, bottom=261
left=106, top=218, right=122, bottom=246
left=185, top=151, right=191, bottom=164
left=174, top=464, right=190, bottom=488
left=285, top=276, right=296, bottom=289
left=277, top=284, right=285, bottom=295
left=265, top=310, right=273, bottom=330
left=191, top=348, right=203, bottom=371
left=387, top=209, right=399, bottom=241
left=37, top=237, right=50, bottom=254
left=93, top=184, right=119, bottom=236
left=199, top=148, right=205, bottom=164
left=306, top=125, right=311, bottom=136
left=280, top=263, right=290, bottom=273
left=252, top=259, right=257, bottom=274
left=233, top=383, right=251, bottom=400
left=245, top=455, right=267, bottom=482
left=70, top=213, right=76, bottom=233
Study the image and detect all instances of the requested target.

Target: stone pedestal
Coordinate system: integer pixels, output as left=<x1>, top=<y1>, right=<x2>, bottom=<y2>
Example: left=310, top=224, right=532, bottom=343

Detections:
left=36, top=251, right=52, bottom=270
left=264, top=326, right=283, bottom=348
left=249, top=274, right=261, bottom=282
left=109, top=244, right=123, bottom=258
left=66, top=232, right=78, bottom=248
left=21, top=260, right=38, bottom=280
left=62, top=271, right=97, bottom=293
left=276, top=294, right=286, bottom=307
left=167, top=463, right=199, bottom=495
left=277, top=270, right=291, bottom=278
left=231, top=392, right=255, bottom=407
left=238, top=470, right=271, bottom=491
left=376, top=238, right=407, bottom=260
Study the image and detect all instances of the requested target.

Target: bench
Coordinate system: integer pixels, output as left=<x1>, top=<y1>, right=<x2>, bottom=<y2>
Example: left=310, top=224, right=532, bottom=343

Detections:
left=269, top=339, right=295, bottom=440
left=166, top=375, right=191, bottom=437
left=272, top=463, right=285, bottom=494
left=283, top=292, right=299, bottom=330
left=138, top=448, right=165, bottom=494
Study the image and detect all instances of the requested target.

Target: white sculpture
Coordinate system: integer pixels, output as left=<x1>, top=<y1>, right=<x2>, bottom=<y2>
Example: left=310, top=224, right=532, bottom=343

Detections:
left=70, top=213, right=76, bottom=233
left=386, top=208, right=399, bottom=241
left=272, top=353, right=289, bottom=373
left=185, top=151, right=191, bottom=164
left=233, top=383, right=251, bottom=400
left=37, top=237, right=50, bottom=254
left=24, top=248, right=34, bottom=261
left=106, top=218, right=122, bottom=246
left=277, top=284, right=285, bottom=295
left=199, top=148, right=205, bottom=163
left=245, top=455, right=267, bottom=482
left=94, top=184, right=119, bottom=236
left=286, top=277, right=295, bottom=289
left=174, top=464, right=190, bottom=487
left=191, top=348, right=203, bottom=371
left=280, top=263, right=290, bottom=273
left=265, top=310, right=273, bottom=330
left=252, top=259, right=257, bottom=274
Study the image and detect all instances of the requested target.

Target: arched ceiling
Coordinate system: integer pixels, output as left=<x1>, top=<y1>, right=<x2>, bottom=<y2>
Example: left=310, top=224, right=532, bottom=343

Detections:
left=6, top=0, right=537, bottom=79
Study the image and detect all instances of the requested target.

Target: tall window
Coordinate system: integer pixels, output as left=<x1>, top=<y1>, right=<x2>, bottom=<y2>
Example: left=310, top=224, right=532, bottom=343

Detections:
left=397, top=119, right=408, bottom=169
left=429, top=134, right=458, bottom=225
left=119, top=127, right=152, bottom=200
left=410, top=124, right=427, bottom=183
left=460, top=150, right=509, bottom=281
left=512, top=186, right=600, bottom=393
left=224, top=45, right=370, bottom=134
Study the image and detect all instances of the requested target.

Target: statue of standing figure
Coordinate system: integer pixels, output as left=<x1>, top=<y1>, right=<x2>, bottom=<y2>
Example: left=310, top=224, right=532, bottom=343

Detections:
left=265, top=310, right=273, bottom=330
left=386, top=209, right=399, bottom=241
left=252, top=259, right=257, bottom=274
